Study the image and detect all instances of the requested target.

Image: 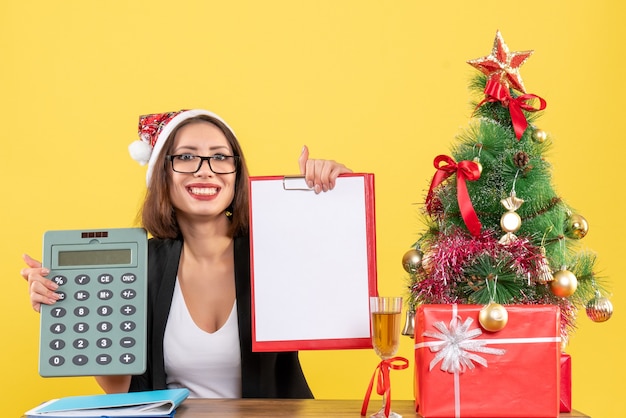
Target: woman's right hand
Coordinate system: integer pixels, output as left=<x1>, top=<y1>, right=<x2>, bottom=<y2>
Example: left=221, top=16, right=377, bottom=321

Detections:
left=20, top=254, right=60, bottom=312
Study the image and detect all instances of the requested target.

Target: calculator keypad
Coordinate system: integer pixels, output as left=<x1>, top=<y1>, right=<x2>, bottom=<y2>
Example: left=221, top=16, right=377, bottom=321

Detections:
left=39, top=269, right=147, bottom=377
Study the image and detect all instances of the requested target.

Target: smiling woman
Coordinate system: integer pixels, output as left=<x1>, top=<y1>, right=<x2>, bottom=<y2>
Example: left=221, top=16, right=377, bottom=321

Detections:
left=163, top=122, right=239, bottom=239
left=140, top=112, right=248, bottom=240
left=20, top=108, right=353, bottom=399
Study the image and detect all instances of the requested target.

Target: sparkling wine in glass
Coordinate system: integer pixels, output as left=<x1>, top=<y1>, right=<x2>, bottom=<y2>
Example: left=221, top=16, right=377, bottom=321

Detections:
left=370, top=296, right=402, bottom=418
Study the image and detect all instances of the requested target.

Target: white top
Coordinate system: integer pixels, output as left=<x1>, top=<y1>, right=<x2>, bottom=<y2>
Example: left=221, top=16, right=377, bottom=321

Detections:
left=163, top=279, right=242, bottom=398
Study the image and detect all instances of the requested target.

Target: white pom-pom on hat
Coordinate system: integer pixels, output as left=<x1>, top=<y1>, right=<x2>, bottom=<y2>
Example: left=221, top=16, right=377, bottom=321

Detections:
left=128, top=140, right=152, bottom=166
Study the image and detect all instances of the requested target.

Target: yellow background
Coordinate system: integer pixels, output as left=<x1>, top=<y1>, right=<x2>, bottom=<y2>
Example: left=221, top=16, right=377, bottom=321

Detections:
left=2, top=1, right=624, bottom=417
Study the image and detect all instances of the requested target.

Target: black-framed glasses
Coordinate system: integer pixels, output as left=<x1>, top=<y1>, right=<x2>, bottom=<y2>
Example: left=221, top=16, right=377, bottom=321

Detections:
left=166, top=154, right=239, bottom=174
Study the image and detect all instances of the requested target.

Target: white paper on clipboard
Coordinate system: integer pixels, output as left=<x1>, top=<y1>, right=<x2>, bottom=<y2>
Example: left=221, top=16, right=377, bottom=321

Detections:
left=249, top=173, right=377, bottom=351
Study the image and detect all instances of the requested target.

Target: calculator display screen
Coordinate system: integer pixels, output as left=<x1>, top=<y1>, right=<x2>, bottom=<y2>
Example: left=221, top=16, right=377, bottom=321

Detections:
left=58, top=249, right=131, bottom=266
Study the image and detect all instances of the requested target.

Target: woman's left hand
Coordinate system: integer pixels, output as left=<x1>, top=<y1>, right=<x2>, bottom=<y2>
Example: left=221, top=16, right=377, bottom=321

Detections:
left=298, top=145, right=353, bottom=194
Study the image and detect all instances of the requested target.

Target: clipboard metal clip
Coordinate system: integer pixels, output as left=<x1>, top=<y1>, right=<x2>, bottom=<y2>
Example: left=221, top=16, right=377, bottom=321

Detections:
left=282, top=176, right=314, bottom=191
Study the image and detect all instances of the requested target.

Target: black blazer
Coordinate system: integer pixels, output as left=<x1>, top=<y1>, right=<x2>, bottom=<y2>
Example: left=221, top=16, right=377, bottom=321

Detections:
left=129, top=235, right=313, bottom=398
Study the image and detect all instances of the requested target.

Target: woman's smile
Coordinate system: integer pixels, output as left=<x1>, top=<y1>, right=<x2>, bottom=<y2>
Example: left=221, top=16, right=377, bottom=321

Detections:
left=187, top=183, right=220, bottom=198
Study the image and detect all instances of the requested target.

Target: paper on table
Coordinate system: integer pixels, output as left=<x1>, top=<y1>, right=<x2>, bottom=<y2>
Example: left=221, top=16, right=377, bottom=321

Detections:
left=250, top=174, right=377, bottom=351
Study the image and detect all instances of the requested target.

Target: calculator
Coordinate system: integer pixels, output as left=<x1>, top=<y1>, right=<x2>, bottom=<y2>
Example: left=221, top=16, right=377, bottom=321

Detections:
left=39, top=228, right=148, bottom=377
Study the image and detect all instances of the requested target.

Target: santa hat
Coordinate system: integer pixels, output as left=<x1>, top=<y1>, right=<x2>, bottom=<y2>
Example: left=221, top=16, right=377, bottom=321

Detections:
left=128, top=109, right=236, bottom=184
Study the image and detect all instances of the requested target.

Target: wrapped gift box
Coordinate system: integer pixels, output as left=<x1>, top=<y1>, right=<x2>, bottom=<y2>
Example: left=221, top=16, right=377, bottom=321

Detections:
left=414, top=304, right=561, bottom=418
left=560, top=353, right=572, bottom=412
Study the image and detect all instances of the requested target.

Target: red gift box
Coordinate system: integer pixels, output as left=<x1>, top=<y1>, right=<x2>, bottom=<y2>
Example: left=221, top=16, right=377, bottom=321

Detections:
left=560, top=353, right=572, bottom=412
left=414, top=304, right=561, bottom=418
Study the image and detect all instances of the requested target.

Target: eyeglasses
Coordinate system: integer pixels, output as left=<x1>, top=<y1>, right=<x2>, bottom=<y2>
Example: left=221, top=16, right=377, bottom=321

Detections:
left=166, top=154, right=239, bottom=174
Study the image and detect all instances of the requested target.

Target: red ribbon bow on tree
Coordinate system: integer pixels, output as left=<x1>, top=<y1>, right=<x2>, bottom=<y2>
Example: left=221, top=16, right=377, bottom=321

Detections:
left=425, top=155, right=482, bottom=237
left=479, top=77, right=547, bottom=140
left=361, top=357, right=409, bottom=417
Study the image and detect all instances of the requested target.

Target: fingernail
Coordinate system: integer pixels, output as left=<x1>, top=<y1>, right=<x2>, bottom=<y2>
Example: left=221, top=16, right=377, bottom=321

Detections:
left=307, top=181, right=314, bottom=189
left=314, top=184, right=321, bottom=194
left=41, top=268, right=50, bottom=275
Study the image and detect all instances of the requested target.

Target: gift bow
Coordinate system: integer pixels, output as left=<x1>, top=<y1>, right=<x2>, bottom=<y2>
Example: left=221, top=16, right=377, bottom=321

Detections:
left=360, top=356, right=409, bottom=417
left=422, top=316, right=506, bottom=373
left=479, top=77, right=547, bottom=140
left=425, top=155, right=482, bottom=237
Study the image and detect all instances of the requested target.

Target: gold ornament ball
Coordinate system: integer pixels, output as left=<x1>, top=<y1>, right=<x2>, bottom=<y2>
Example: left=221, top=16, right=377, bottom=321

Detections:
left=500, top=211, right=522, bottom=233
left=402, top=248, right=423, bottom=274
left=550, top=269, right=578, bottom=297
left=479, top=302, right=508, bottom=332
left=532, top=128, right=547, bottom=143
left=565, top=214, right=589, bottom=239
left=586, top=294, right=613, bottom=322
left=472, top=157, right=483, bottom=175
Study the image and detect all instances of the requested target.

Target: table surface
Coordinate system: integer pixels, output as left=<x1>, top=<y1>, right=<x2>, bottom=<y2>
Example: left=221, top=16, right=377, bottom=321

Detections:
left=174, top=398, right=590, bottom=417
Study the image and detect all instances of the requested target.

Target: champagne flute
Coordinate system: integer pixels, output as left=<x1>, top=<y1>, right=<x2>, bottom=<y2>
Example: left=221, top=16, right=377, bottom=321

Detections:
left=370, top=296, right=403, bottom=418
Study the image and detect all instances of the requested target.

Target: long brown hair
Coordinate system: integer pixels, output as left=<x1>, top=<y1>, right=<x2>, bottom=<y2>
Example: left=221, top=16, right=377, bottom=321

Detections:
left=140, top=115, right=250, bottom=239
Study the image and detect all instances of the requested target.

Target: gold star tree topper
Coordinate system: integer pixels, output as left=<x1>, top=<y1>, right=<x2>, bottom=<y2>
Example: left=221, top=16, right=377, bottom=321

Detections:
left=467, top=30, right=533, bottom=93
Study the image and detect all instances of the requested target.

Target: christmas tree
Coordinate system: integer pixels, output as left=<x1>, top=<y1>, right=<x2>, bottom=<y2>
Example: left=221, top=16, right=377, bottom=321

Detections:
left=403, top=31, right=613, bottom=343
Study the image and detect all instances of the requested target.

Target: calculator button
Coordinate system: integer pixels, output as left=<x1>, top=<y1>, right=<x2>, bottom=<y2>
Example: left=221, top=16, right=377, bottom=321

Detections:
left=121, top=289, right=136, bottom=300
left=74, top=274, right=90, bottom=285
left=50, top=323, right=66, bottom=334
left=120, top=353, right=136, bottom=364
left=120, top=337, right=136, bottom=348
left=74, top=306, right=90, bottom=317
left=97, top=290, right=114, bottom=300
left=50, top=307, right=66, bottom=318
left=120, top=321, right=136, bottom=332
left=74, top=290, right=90, bottom=301
left=121, top=273, right=137, bottom=283
left=49, top=339, right=65, bottom=350
left=97, top=305, right=113, bottom=316
left=49, top=356, right=65, bottom=366
left=97, top=321, right=113, bottom=332
left=98, top=273, right=114, bottom=284
left=72, top=355, right=89, bottom=366
left=97, top=338, right=112, bottom=348
left=73, top=338, right=89, bottom=349
left=56, top=291, right=67, bottom=301
left=51, top=275, right=67, bottom=286
left=73, top=322, right=90, bottom=333
left=120, top=305, right=136, bottom=316
left=96, top=354, right=112, bottom=365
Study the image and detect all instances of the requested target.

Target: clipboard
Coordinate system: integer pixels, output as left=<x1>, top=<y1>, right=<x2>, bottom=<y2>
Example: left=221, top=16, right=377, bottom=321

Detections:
left=249, top=173, right=377, bottom=351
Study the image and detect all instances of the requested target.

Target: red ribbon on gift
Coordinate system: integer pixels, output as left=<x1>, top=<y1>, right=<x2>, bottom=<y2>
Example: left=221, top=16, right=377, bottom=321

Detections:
left=425, top=155, right=482, bottom=237
left=479, top=77, right=547, bottom=140
left=361, top=357, right=409, bottom=417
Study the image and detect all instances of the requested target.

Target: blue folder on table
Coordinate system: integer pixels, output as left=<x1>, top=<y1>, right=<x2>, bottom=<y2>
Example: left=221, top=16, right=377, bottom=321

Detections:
left=25, top=388, right=189, bottom=417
